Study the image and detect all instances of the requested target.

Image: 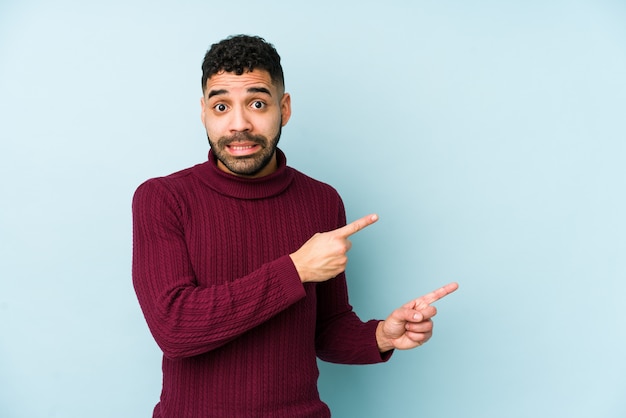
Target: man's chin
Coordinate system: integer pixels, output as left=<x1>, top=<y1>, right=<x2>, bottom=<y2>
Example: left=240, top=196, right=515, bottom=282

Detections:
left=220, top=158, right=267, bottom=177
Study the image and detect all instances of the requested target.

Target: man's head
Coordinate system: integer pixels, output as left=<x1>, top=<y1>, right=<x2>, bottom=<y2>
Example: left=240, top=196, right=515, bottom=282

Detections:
left=200, top=35, right=291, bottom=178
left=201, top=35, right=285, bottom=95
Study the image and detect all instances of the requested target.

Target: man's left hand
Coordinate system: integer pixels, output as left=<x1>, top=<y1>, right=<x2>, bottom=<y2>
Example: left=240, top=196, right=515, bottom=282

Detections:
left=376, top=282, right=459, bottom=352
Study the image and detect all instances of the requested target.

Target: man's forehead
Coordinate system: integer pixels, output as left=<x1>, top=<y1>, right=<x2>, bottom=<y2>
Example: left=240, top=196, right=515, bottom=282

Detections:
left=206, top=69, right=276, bottom=92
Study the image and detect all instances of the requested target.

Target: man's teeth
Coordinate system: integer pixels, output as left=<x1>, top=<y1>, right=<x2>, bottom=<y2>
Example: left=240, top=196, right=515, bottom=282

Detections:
left=231, top=145, right=255, bottom=150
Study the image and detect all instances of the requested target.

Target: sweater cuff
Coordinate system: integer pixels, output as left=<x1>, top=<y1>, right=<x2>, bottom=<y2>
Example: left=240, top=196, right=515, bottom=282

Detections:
left=274, top=255, right=307, bottom=305
left=366, top=319, right=394, bottom=362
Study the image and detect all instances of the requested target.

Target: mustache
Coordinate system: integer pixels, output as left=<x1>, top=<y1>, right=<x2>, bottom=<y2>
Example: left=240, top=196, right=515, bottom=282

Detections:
left=217, top=132, right=266, bottom=147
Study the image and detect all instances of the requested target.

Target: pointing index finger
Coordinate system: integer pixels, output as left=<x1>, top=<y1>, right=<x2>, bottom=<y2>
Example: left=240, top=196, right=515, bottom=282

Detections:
left=334, top=214, right=379, bottom=238
left=414, top=282, right=459, bottom=309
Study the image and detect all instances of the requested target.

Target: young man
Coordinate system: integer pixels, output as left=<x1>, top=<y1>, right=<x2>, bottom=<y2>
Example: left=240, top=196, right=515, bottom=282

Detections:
left=132, top=34, right=458, bottom=418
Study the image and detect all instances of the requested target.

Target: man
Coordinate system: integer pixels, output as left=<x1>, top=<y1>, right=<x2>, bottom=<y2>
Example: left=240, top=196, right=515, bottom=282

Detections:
left=132, top=34, right=458, bottom=418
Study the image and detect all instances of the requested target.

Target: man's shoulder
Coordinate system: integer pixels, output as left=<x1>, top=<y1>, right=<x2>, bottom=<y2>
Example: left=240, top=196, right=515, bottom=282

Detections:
left=142, top=161, right=207, bottom=183
left=287, top=167, right=341, bottom=199
left=159, top=162, right=206, bottom=181
left=134, top=162, right=207, bottom=196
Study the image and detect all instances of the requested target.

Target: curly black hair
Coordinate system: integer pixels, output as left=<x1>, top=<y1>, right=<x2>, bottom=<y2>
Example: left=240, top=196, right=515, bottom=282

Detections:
left=201, top=34, right=284, bottom=94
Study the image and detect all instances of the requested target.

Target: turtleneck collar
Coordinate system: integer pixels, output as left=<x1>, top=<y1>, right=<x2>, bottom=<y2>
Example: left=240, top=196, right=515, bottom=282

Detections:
left=192, top=148, right=294, bottom=200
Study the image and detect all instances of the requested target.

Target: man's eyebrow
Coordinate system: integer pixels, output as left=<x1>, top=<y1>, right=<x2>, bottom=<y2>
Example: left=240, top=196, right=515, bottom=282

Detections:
left=248, top=87, right=272, bottom=96
left=207, top=89, right=228, bottom=99
left=207, top=87, right=272, bottom=99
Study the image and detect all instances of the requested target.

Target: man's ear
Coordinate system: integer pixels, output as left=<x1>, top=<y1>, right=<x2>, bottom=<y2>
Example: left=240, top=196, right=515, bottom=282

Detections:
left=280, top=93, right=292, bottom=126
left=200, top=97, right=206, bottom=123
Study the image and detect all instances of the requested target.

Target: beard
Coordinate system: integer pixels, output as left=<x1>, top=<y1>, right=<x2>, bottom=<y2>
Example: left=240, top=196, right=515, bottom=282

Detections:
left=208, top=125, right=282, bottom=177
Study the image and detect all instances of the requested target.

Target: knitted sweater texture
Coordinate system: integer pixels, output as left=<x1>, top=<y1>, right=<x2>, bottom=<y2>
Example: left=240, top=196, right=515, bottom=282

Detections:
left=132, top=149, right=389, bottom=418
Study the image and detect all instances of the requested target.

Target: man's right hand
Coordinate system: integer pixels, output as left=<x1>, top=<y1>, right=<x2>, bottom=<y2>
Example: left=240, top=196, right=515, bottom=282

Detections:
left=289, top=214, right=379, bottom=283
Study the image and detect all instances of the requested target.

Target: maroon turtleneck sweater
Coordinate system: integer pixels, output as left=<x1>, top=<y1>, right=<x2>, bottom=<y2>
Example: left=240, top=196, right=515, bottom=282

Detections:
left=132, top=149, right=390, bottom=417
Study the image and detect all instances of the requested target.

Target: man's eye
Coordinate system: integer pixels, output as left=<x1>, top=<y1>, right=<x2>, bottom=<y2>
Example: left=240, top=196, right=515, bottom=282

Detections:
left=252, top=101, right=265, bottom=109
left=214, top=103, right=227, bottom=112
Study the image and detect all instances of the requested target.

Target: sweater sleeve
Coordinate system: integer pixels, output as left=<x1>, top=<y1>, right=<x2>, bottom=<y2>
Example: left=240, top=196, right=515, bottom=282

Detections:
left=314, top=273, right=392, bottom=365
left=314, top=201, right=393, bottom=365
left=132, top=179, right=306, bottom=360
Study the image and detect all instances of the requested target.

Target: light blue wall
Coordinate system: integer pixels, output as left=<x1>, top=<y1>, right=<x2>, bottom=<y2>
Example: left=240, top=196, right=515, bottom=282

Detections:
left=1, top=1, right=625, bottom=417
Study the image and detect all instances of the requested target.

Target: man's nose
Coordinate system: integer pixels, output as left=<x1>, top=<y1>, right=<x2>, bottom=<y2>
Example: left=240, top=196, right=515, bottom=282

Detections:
left=229, top=106, right=253, bottom=132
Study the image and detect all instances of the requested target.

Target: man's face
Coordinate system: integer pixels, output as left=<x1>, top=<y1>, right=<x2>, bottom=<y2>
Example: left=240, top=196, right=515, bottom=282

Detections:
left=201, top=69, right=291, bottom=178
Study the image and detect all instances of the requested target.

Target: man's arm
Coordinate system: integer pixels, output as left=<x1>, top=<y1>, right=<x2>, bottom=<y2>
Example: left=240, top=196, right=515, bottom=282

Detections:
left=289, top=213, right=391, bottom=364
left=132, top=179, right=306, bottom=359
left=288, top=212, right=458, bottom=355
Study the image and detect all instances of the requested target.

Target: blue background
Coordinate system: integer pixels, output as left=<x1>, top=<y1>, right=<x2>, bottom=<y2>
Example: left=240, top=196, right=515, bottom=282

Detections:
left=1, top=1, right=625, bottom=417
